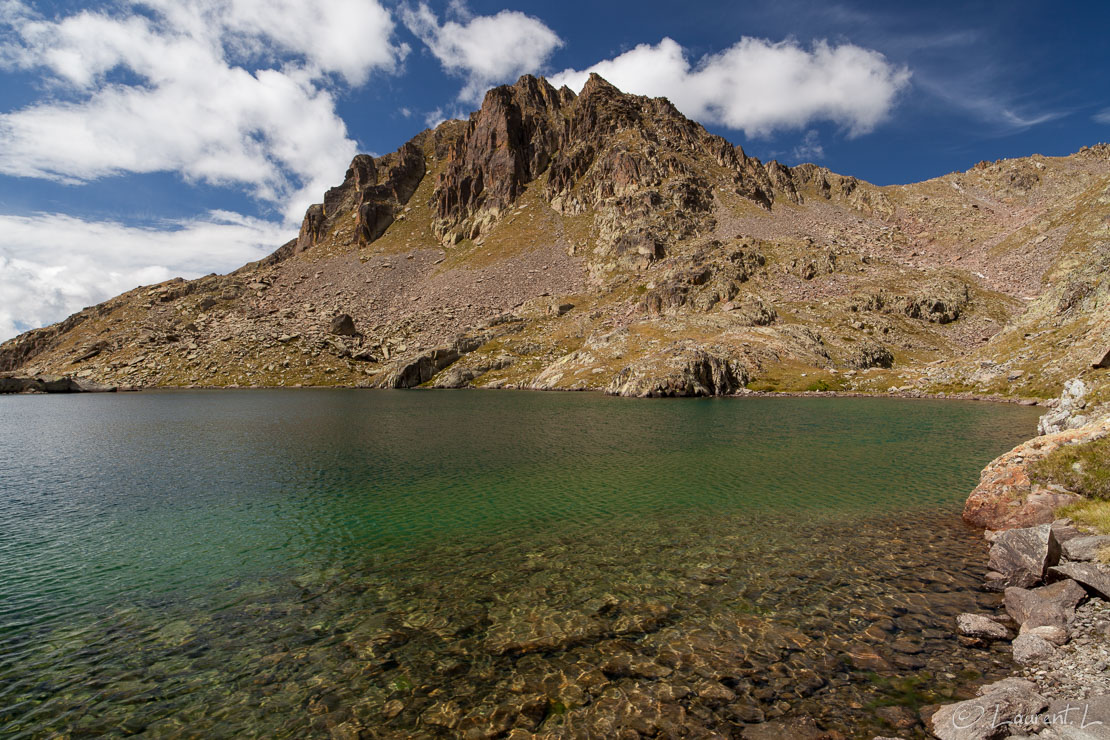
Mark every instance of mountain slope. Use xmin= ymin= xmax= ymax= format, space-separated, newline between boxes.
xmin=2 ymin=74 xmax=1109 ymax=399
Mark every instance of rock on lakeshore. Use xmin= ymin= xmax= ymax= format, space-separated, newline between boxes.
xmin=929 ymin=678 xmax=1047 ymax=740
xmin=963 ymin=417 xmax=1110 ymax=530
xmin=986 ymin=524 xmax=1062 ymax=590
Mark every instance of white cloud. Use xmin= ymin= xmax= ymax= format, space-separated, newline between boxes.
xmin=1095 ymin=107 xmax=1110 ymax=124
xmin=402 ymin=2 xmax=563 ymax=103
xmin=0 ymin=0 xmax=407 ymax=224
xmin=551 ymin=37 xmax=911 ymax=138
xmin=0 ymin=211 xmax=289 ymax=341
xmin=791 ymin=130 xmax=824 ymax=161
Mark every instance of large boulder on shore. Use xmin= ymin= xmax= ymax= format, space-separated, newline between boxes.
xmin=1004 ymin=579 xmax=1086 ymax=630
xmin=986 ymin=524 xmax=1062 ymax=590
xmin=962 ymin=417 xmax=1110 ymax=531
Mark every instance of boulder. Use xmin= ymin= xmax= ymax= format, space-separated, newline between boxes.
xmin=1062 ymin=535 xmax=1110 ymax=562
xmin=930 ymin=678 xmax=1047 ymax=740
xmin=0 ymin=376 xmax=42 ymax=393
xmin=1004 ymin=580 xmax=1086 ymax=629
xmin=1020 ymin=624 xmax=1069 ymax=646
xmin=1012 ymin=633 xmax=1057 ymax=664
xmin=987 ymin=524 xmax=1062 ymax=590
xmin=1048 ymin=563 xmax=1110 ymax=600
xmin=1054 ymin=518 xmax=1085 ymax=544
xmin=329 ymin=314 xmax=358 ymax=336
xmin=955 ymin=613 xmax=1010 ymax=641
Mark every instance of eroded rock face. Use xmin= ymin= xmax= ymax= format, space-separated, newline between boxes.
xmin=433 ymin=75 xmax=570 ymax=244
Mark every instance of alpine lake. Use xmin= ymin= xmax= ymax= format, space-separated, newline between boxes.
xmin=0 ymin=389 xmax=1042 ymax=738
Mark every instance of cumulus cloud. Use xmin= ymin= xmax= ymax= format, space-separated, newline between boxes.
xmin=402 ymin=2 xmax=562 ymax=103
xmin=0 ymin=0 xmax=407 ymax=223
xmin=551 ymin=37 xmax=911 ymax=138
xmin=0 ymin=211 xmax=289 ymax=341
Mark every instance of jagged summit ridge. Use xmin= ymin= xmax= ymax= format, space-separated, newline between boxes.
xmin=292 ymin=73 xmax=865 ymax=263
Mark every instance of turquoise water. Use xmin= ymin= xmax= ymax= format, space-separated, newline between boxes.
xmin=0 ymin=390 xmax=1039 ymax=737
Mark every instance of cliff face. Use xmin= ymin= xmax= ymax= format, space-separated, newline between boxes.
xmin=2 ymin=75 xmax=1109 ymax=399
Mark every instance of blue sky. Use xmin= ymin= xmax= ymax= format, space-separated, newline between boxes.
xmin=0 ymin=0 xmax=1108 ymax=340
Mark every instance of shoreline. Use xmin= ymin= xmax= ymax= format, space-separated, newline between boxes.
xmin=1 ymin=374 xmax=1047 ymax=407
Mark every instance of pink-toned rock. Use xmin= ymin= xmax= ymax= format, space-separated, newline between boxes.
xmin=962 ymin=417 xmax=1110 ymax=530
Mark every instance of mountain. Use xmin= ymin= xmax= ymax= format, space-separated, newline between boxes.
xmin=2 ymin=74 xmax=1109 ymax=400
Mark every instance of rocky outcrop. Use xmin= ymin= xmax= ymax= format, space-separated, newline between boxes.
xmin=433 ymin=75 xmax=570 ymax=244
xmin=294 ymin=141 xmax=427 ymax=253
xmin=1039 ymin=378 xmax=1092 ymax=435
xmin=962 ymin=418 xmax=1110 ymax=530
xmin=0 ymin=374 xmax=117 ymax=393
xmin=606 ymin=343 xmax=749 ymax=397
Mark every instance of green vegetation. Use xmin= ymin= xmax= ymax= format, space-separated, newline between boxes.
xmin=1030 ymin=437 xmax=1110 ymax=500
xmin=1057 ymin=499 xmax=1110 ymax=536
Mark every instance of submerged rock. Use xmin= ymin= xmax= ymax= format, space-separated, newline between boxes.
xmin=956 ymin=613 xmax=1010 ymax=641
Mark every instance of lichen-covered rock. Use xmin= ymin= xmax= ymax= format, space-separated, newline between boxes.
xmin=963 ymin=418 xmax=1110 ymax=530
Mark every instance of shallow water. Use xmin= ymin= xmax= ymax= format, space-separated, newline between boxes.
xmin=0 ymin=390 xmax=1039 ymax=737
